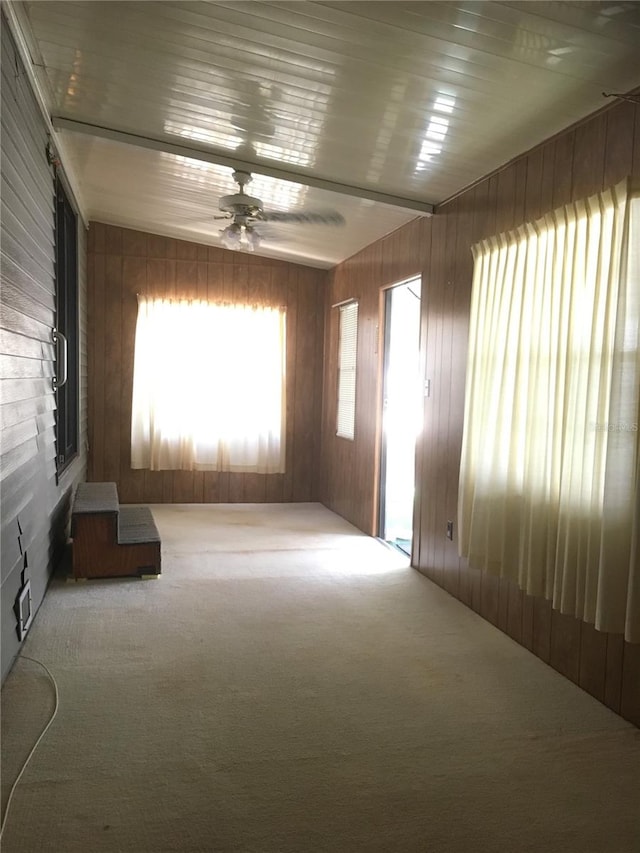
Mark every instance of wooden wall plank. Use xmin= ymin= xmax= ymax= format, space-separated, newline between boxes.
xmin=633 ymin=100 xmax=640 ymax=173
xmin=513 ymin=159 xmax=528 ymax=228
xmin=506 ymin=584 xmax=524 ymax=646
xmin=119 ymin=257 xmax=145 ymax=503
xmin=602 ymin=101 xmax=635 ymax=190
xmin=412 ymin=222 xmax=431 ymax=571
xmin=293 ymin=267 xmax=322 ymax=502
xmin=320 ymin=95 xmax=640 ymax=728
xmin=539 ymin=142 xmax=556 ymax=218
xmin=494 ymin=163 xmax=517 ymax=235
xmin=480 ymin=573 xmax=500 ymax=628
xmin=604 ymin=634 xmax=625 ymax=715
xmin=552 ymin=131 xmax=575 ymax=207
xmin=422 ymin=213 xmax=446 ymax=583
xmin=87 ymin=223 xmax=326 ymax=505
xmin=524 ymin=147 xmax=544 ymax=223
xmin=122 ymin=228 xmax=148 ymax=258
xmin=89 ymin=245 xmax=105 ymax=484
xmin=578 ymin=622 xmax=608 ymax=703
xmin=439 ymin=204 xmax=458 ymax=599
xmin=103 ymin=250 xmax=122 ymax=484
xmin=497 ymin=578 xmax=510 ymax=635
xmin=522 ymin=594 xmax=535 ymax=652
xmin=621 ymin=643 xmax=640 ymax=727
xmin=572 ymin=114 xmax=606 ymax=200
xmin=549 ymin=610 xmax=582 ymax=684
xmin=531 ymin=596 xmax=552 ymax=663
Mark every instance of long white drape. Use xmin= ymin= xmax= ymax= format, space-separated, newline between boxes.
xmin=458 ymin=182 xmax=640 ymax=642
xmin=131 ymin=298 xmax=286 ymax=473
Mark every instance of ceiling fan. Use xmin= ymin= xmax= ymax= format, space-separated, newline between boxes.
xmin=217 ymin=170 xmax=345 ymax=252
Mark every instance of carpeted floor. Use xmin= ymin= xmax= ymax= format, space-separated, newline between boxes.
xmin=2 ymin=503 xmax=639 ymax=853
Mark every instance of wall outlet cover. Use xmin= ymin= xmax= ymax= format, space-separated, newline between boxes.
xmin=15 ymin=580 xmax=33 ymax=641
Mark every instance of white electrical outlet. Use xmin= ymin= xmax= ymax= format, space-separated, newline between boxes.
xmin=16 ymin=580 xmax=33 ymax=640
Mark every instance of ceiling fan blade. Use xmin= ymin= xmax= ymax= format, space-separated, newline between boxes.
xmin=260 ymin=210 xmax=345 ymax=225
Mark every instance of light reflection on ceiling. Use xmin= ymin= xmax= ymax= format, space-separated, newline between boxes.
xmin=416 ymin=95 xmax=456 ymax=172
xmin=16 ymin=0 xmax=640 ymax=268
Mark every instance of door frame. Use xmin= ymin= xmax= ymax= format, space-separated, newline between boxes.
xmin=374 ymin=274 xmax=422 ymax=550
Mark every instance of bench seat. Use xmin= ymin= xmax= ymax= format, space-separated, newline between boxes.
xmin=71 ymin=482 xmax=161 ymax=580
xmin=118 ymin=506 xmax=161 ymax=545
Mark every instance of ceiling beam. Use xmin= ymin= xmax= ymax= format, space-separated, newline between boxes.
xmin=51 ymin=117 xmax=434 ymax=216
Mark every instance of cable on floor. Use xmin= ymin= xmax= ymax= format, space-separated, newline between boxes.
xmin=0 ymin=655 xmax=60 ymax=841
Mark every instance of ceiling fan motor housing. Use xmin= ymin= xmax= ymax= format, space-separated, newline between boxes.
xmin=219 ymin=171 xmax=264 ymax=219
xmin=218 ymin=168 xmax=345 ymax=231
xmin=219 ymin=192 xmax=264 ymax=217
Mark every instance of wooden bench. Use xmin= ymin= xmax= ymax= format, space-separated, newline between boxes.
xmin=70 ymin=482 xmax=161 ymax=579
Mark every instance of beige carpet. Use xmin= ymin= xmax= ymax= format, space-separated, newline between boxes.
xmin=2 ymin=503 xmax=639 ymax=853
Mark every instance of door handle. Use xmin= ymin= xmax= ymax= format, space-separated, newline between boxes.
xmin=52 ymin=328 xmax=67 ymax=390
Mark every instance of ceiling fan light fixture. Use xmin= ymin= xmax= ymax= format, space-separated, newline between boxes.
xmin=244 ymin=226 xmax=260 ymax=252
xmin=220 ymin=222 xmax=242 ymax=250
xmin=217 ymin=168 xmax=343 ymax=252
xmin=220 ymin=221 xmax=261 ymax=252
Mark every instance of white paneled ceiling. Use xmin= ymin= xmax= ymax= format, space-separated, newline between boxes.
xmin=9 ymin=1 xmax=640 ymax=267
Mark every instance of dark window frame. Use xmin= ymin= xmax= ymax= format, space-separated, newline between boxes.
xmin=54 ymin=175 xmax=79 ymax=473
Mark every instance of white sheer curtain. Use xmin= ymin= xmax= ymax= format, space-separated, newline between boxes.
xmin=131 ymin=298 xmax=286 ymax=473
xmin=458 ymin=181 xmax=640 ymax=642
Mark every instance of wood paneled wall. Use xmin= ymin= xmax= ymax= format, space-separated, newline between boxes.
xmin=1 ymin=18 xmax=87 ymax=681
xmin=87 ymin=223 xmax=326 ymax=504
xmin=320 ymin=99 xmax=640 ymax=727
xmin=320 ymin=218 xmax=428 ymax=533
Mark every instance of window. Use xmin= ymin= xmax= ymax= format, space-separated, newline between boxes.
xmin=336 ymin=301 xmax=358 ymax=440
xmin=131 ymin=298 xmax=286 ymax=473
xmin=458 ymin=181 xmax=640 ymax=642
xmin=54 ymin=176 xmax=79 ymax=472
